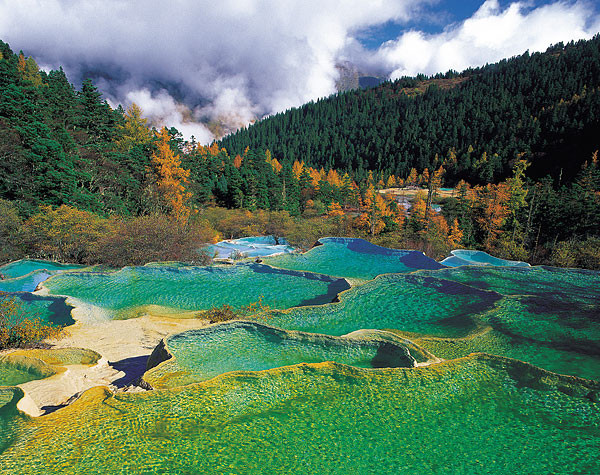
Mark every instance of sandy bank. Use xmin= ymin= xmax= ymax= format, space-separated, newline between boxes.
xmin=15 ymin=315 xmax=210 ymax=416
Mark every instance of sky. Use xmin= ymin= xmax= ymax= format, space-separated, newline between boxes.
xmin=0 ymin=0 xmax=599 ymax=143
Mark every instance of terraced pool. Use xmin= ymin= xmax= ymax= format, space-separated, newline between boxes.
xmin=42 ymin=263 xmax=350 ymax=320
xmin=0 ymin=240 xmax=598 ymax=474
xmin=265 ymin=237 xmax=445 ymax=280
xmin=1 ymin=356 xmax=598 ymax=474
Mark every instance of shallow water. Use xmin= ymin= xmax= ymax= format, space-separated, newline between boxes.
xmin=145 ymin=321 xmax=416 ymax=388
xmin=0 ymin=271 xmax=55 ymax=293
xmin=0 ymin=387 xmax=26 ymax=455
xmin=0 ymin=363 xmax=46 ymax=387
xmin=2 ymin=292 xmax=75 ymax=327
xmin=42 ymin=263 xmax=349 ymax=320
xmin=266 ymin=237 xmax=445 ymax=280
xmin=1 ymin=358 xmax=598 ymax=474
xmin=0 ymin=260 xmax=83 ymax=280
xmin=0 ymin=355 xmax=57 ymax=387
xmin=441 ymin=249 xmax=530 ymax=267
xmin=411 ymin=293 xmax=600 ymax=380
xmin=266 ymin=273 xmax=501 ymax=337
xmin=206 ymin=235 xmax=295 ymax=259
xmin=1 ymin=246 xmax=599 ymax=473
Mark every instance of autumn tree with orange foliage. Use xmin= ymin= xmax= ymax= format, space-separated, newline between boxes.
xmin=150 ymin=128 xmax=194 ymax=223
xmin=355 ymin=185 xmax=402 ymax=235
xmin=327 ymin=202 xmax=344 ymax=218
xmin=474 ymin=183 xmax=510 ymax=251
xmin=233 ymin=154 xmax=243 ymax=168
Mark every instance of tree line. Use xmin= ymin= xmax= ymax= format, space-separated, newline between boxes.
xmin=0 ymin=38 xmax=598 ymax=269
xmin=221 ymin=36 xmax=600 ymax=186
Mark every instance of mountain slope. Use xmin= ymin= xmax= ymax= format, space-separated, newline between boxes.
xmin=220 ymin=36 xmax=600 ymax=185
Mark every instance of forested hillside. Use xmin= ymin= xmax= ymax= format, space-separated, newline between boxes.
xmin=0 ymin=40 xmax=144 ymax=216
xmin=0 ymin=37 xmax=599 ymax=269
xmin=221 ymin=36 xmax=600 ymax=185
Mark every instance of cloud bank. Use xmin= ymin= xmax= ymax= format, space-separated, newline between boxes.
xmin=0 ymin=0 xmax=598 ymax=142
xmin=376 ymin=0 xmax=600 ymax=79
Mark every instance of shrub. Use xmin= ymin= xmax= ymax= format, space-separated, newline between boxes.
xmin=0 ymin=293 xmax=61 ymax=349
xmin=22 ymin=205 xmax=111 ymax=263
xmin=550 ymin=237 xmax=600 ymax=270
xmin=200 ymin=298 xmax=270 ymax=323
xmin=92 ymin=214 xmax=218 ymax=267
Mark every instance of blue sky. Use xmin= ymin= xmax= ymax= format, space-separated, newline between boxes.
xmin=1 ymin=0 xmax=598 ymax=142
xmin=358 ymin=1 xmax=571 ymax=49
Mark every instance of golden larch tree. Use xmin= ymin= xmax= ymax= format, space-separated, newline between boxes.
xmin=116 ymin=103 xmax=151 ymax=151
xmin=233 ymin=154 xmax=243 ymax=169
xmin=292 ymin=160 xmax=304 ymax=179
xmin=151 ymin=128 xmax=194 ymax=223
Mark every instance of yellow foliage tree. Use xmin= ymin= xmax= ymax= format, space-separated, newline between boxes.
xmin=0 ymin=293 xmax=61 ymax=349
xmin=17 ymin=52 xmax=42 ymax=87
xmin=265 ymin=151 xmax=282 ymax=173
xmin=22 ymin=205 xmax=110 ymax=262
xmin=326 ymin=169 xmax=342 ymax=187
xmin=116 ymin=103 xmax=151 ymax=151
xmin=327 ymin=201 xmax=344 ymax=218
xmin=475 ymin=183 xmax=510 ymax=250
xmin=308 ymin=168 xmax=322 ymax=188
xmin=355 ymin=185 xmax=397 ymax=235
xmin=292 ymin=160 xmax=304 ymax=179
xmin=151 ymin=128 xmax=194 ymax=223
xmin=408 ymin=192 xmax=428 ymax=233
xmin=425 ymin=165 xmax=445 ymax=226
xmin=448 ymin=218 xmax=463 ymax=248
xmin=406 ymin=168 xmax=418 ymax=186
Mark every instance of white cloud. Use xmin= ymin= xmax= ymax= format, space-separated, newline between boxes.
xmin=377 ymin=0 xmax=600 ymax=79
xmin=0 ymin=0 xmax=425 ymax=142
xmin=121 ymin=89 xmax=214 ymax=144
xmin=0 ymin=1 xmax=598 ymax=143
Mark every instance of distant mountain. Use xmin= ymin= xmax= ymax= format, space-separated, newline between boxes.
xmin=335 ymin=61 xmax=385 ymax=92
xmin=221 ymin=36 xmax=600 ymax=185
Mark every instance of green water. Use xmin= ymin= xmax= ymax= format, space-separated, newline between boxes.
xmin=7 ymin=293 xmax=75 ymax=327
xmin=400 ymin=265 xmax=600 ymax=379
xmin=265 ymin=237 xmax=444 ymax=280
xmin=420 ymin=265 xmax=600 ymax=301
xmin=43 ymin=263 xmax=349 ymax=320
xmin=1 ymin=357 xmax=598 ymax=474
xmin=0 ymin=355 xmax=57 ymax=387
xmin=0 ymin=271 xmax=56 ymax=293
xmin=0 ymin=387 xmax=26 ymax=455
xmin=0 ymin=362 xmax=46 ymax=387
xmin=266 ymin=273 xmax=501 ymax=337
xmin=1 ymin=249 xmax=599 ymax=473
xmin=145 ymin=321 xmax=416 ymax=388
xmin=0 ymin=260 xmax=83 ymax=280
xmin=411 ymin=294 xmax=600 ymax=380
